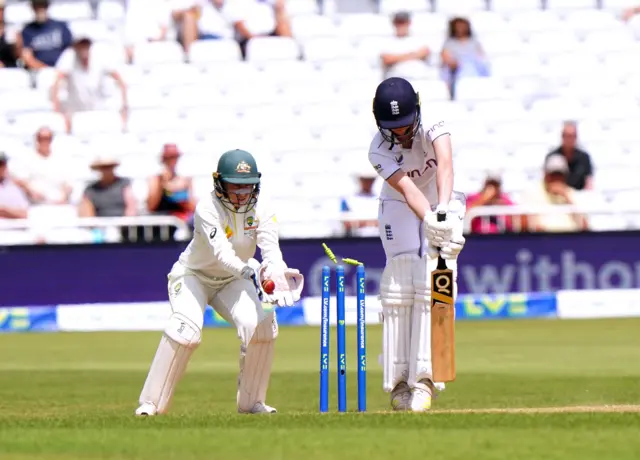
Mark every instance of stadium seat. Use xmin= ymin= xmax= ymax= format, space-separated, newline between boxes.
xmin=257 ymin=60 xmax=322 ymax=86
xmin=0 ymin=68 xmax=31 ymax=92
xmin=246 ymin=37 xmax=301 ymax=62
xmin=145 ymin=63 xmax=207 ymax=89
xmin=3 ymin=2 xmax=34 ymax=24
xmin=469 ymin=10 xmax=510 ymax=34
xmin=11 ymin=112 xmax=67 ymax=136
xmin=563 ymin=9 xmax=619 ymax=34
xmin=413 ymin=79 xmax=451 ymax=103
xmin=285 ymin=0 xmax=320 ymax=16
xmin=479 ymin=31 xmax=527 ymax=56
xmin=321 ymin=59 xmax=382 ymax=83
xmin=302 ymin=38 xmax=357 ymax=62
xmin=48 ymin=1 xmax=93 ymax=21
xmin=506 ymin=10 xmax=563 ymax=36
xmin=427 ymin=101 xmax=472 ymax=124
xmin=134 ymin=42 xmax=185 ymax=66
xmin=471 ymin=100 xmax=527 ymax=125
xmin=545 ymin=0 xmax=598 ymax=12
xmin=182 ymin=107 xmax=243 ymax=132
xmin=527 ymin=98 xmax=585 ymax=126
xmin=240 ymin=105 xmax=301 ymax=131
xmin=336 ymin=13 xmax=394 ymax=38
xmin=333 ymin=79 xmax=382 ymax=108
xmin=188 ymin=39 xmax=242 ymax=64
xmin=527 ymin=30 xmax=582 ymax=54
xmin=72 ymin=110 xmax=123 ymax=136
xmin=291 ymin=15 xmax=338 ymax=40
xmin=68 ymin=20 xmax=113 ymax=43
xmin=378 ymin=0 xmax=432 ymax=15
xmin=581 ymin=29 xmax=635 ymax=54
xmin=434 ymin=0 xmax=488 ymax=15
xmin=542 ymin=52 xmax=600 ymax=77
xmin=1 ymin=89 xmax=51 ymax=116
xmin=126 ymin=109 xmax=183 ymax=136
xmin=34 ymin=67 xmax=59 ymax=93
xmin=409 ymin=12 xmax=447 ymax=37
xmin=455 ymin=77 xmax=510 ymax=106
xmin=601 ymin=0 xmax=638 ymax=11
xmin=97 ymin=0 xmax=126 ymax=21
xmin=164 ymin=84 xmax=226 ymax=109
xmin=490 ymin=0 xmax=543 ymax=14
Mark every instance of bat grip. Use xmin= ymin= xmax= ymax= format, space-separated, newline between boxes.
xmin=436 ymin=211 xmax=448 ymax=269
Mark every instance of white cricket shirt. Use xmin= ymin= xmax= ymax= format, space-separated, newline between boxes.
xmin=368 ymin=119 xmax=450 ymax=201
xmin=177 ymin=193 xmax=284 ymax=280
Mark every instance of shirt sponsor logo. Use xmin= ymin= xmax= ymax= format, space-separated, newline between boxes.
xmin=406 ymin=159 xmax=437 ymax=178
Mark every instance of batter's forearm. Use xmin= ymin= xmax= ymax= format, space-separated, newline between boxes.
xmin=436 ymin=167 xmax=453 ymax=207
xmin=404 ymin=186 xmax=431 ymax=221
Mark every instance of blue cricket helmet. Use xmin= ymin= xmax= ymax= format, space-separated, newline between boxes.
xmin=372 ymin=77 xmax=421 ymax=144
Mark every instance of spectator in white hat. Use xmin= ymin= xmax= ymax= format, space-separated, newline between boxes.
xmin=521 ymin=154 xmax=588 ymax=232
xmin=340 ymin=166 xmax=380 ymax=237
xmin=51 ymin=33 xmax=128 ymax=133
xmin=78 ymin=155 xmax=136 ymax=218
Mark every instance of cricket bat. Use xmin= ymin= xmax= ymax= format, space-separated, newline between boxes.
xmin=431 ymin=211 xmax=456 ymax=382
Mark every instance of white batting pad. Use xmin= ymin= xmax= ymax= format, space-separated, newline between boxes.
xmin=138 ymin=312 xmax=201 ymax=414
xmin=237 ymin=310 xmax=278 ymax=411
xmin=408 ymin=255 xmax=437 ymax=387
xmin=380 ymin=254 xmax=418 ymax=392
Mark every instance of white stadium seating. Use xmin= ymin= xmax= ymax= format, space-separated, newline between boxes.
xmin=2 ymin=0 xmax=640 ymax=237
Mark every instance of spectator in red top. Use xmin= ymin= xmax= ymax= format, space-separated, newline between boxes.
xmin=466 ymin=171 xmax=516 ymax=234
xmin=146 ymin=144 xmax=196 ymax=222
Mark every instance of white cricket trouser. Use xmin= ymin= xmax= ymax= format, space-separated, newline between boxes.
xmin=167 ymin=265 xmax=266 ymax=346
xmin=138 ymin=262 xmax=276 ymax=413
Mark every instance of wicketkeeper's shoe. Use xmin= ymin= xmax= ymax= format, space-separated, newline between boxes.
xmin=238 ymin=402 xmax=277 ymax=414
xmin=135 ymin=402 xmax=158 ymax=416
xmin=390 ymin=381 xmax=411 ymax=411
xmin=409 ymin=379 xmax=435 ymax=412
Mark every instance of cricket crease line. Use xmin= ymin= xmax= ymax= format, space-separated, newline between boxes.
xmin=427 ymin=404 xmax=640 ymax=414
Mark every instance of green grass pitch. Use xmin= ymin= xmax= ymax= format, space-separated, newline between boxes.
xmin=1 ymin=318 xmax=640 ymax=459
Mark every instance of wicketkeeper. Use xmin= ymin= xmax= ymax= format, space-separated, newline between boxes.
xmin=136 ymin=149 xmax=304 ymax=416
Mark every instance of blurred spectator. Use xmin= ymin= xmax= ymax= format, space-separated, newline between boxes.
xmin=441 ymin=17 xmax=490 ymax=97
xmin=0 ymin=0 xmax=19 ymax=68
xmin=20 ymin=0 xmax=72 ymax=69
xmin=51 ymin=35 xmax=128 ymax=133
xmin=380 ymin=11 xmax=431 ymax=80
xmin=546 ymin=121 xmax=593 ymax=191
xmin=521 ymin=154 xmax=588 ymax=232
xmin=225 ymin=0 xmax=292 ymax=57
xmin=79 ymin=155 xmax=136 ymax=218
xmin=125 ymin=0 xmax=200 ymax=62
xmin=623 ymin=6 xmax=640 ymax=21
xmin=13 ymin=127 xmax=71 ymax=205
xmin=124 ymin=0 xmax=171 ymax=63
xmin=147 ymin=144 xmax=196 ymax=222
xmin=466 ymin=170 xmax=517 ymax=234
xmin=0 ymin=152 xmax=29 ymax=219
xmin=340 ymin=167 xmax=379 ymax=237
xmin=195 ymin=0 xmax=233 ymax=40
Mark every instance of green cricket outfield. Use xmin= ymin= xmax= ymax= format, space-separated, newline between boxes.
xmin=1 ymin=318 xmax=639 ymax=459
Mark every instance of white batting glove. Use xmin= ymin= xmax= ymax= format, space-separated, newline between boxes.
xmin=439 ymin=195 xmax=466 ymax=260
xmin=423 ymin=204 xmax=453 ymax=248
xmin=440 ymin=235 xmax=465 ymax=260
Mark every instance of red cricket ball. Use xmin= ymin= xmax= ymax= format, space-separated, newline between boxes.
xmin=262 ymin=279 xmax=276 ymax=294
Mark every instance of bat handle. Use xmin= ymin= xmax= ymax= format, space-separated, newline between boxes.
xmin=436 ymin=211 xmax=448 ymax=270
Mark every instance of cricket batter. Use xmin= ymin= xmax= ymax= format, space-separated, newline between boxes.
xmin=136 ymin=149 xmax=304 ymax=416
xmin=368 ymin=77 xmax=466 ymax=412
